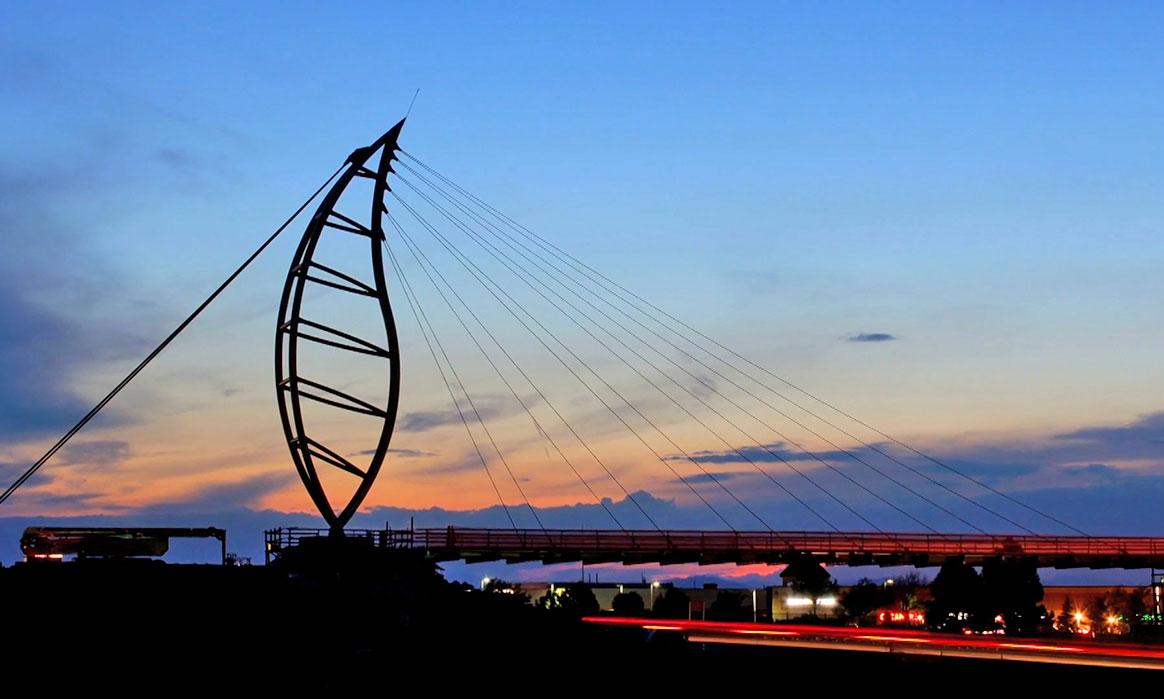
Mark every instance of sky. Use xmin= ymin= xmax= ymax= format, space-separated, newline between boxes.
xmin=1 ymin=3 xmax=1163 ymax=578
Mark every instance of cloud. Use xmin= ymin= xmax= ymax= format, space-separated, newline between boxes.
xmin=1060 ymin=463 xmax=1122 ymax=482
xmin=0 ymin=166 xmax=145 ymax=440
xmin=389 ymin=448 xmax=437 ymax=458
xmin=931 ymin=411 xmax=1164 ymax=484
xmin=138 ymin=471 xmax=298 ymax=515
xmin=6 ymin=474 xmax=1164 ymax=574
xmin=351 ymin=447 xmax=437 ymax=458
xmin=669 ymin=442 xmax=853 ymax=465
xmin=0 ymin=461 xmax=53 ymax=489
xmin=399 ymin=396 xmax=528 ymax=432
xmin=674 ymin=411 xmax=1164 ymax=489
xmin=412 ymin=455 xmax=492 ymax=477
xmin=57 ymin=440 xmax=131 ymax=469
xmin=667 ymin=470 xmax=753 ymax=485
xmin=1052 ymin=412 xmax=1164 ymax=461
xmin=19 ymin=491 xmax=130 ymax=511
xmin=0 ymin=274 xmax=101 ymax=436
xmin=157 ymin=147 xmax=196 ymax=171
xmin=680 ymin=372 xmax=719 ymax=401
xmin=0 ymin=52 xmax=247 ymax=447
xmin=848 ymin=332 xmax=897 ymax=343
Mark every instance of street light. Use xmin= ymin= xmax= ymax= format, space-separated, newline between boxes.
xmin=650 ymin=580 xmax=661 ymax=608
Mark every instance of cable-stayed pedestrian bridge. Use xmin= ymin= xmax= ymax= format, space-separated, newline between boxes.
xmin=3 ymin=116 xmax=1153 ymax=573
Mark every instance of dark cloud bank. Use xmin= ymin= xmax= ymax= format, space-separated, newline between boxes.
xmin=5 ymin=465 xmax=1164 ymax=586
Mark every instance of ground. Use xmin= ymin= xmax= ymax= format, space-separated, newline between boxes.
xmin=0 ymin=543 xmax=1152 ymax=690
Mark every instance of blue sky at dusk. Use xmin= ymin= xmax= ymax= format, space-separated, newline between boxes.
xmin=1 ymin=3 xmax=1163 ymax=576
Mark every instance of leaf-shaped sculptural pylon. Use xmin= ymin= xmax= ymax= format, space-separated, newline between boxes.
xmin=275 ymin=119 xmax=405 ymax=534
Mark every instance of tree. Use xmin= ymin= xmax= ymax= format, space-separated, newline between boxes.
xmin=652 ymin=587 xmax=690 ymax=619
xmin=483 ymin=578 xmax=529 ymax=604
xmin=537 ymin=582 xmax=599 ymax=617
xmin=1105 ymin=588 xmax=1148 ymax=636
xmin=781 ymin=557 xmax=837 ymax=617
xmin=1082 ymin=595 xmax=1107 ymax=636
xmin=612 ymin=591 xmax=646 ymax=616
xmin=708 ymin=590 xmax=751 ymax=621
xmin=1055 ymin=595 xmax=1085 ymax=635
xmin=841 ymin=578 xmax=889 ymax=625
xmin=981 ymin=557 xmax=1046 ymax=635
xmin=887 ymin=572 xmax=930 ymax=613
xmin=1080 ymin=588 xmax=1148 ymax=637
xmin=928 ymin=559 xmax=983 ymax=632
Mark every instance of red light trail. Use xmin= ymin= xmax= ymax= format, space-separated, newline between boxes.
xmin=583 ymin=617 xmax=1164 ymax=670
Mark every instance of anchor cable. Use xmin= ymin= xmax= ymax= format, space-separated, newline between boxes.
xmin=0 ymin=163 xmax=347 ymax=507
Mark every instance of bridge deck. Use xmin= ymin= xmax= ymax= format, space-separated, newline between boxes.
xmin=265 ymin=526 xmax=1164 ymax=569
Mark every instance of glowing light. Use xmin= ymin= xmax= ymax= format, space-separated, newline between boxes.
xmin=817 ymin=596 xmax=838 ymax=607
xmin=786 ymin=597 xmax=814 ymax=607
xmin=1001 ymin=643 xmax=1084 ymax=653
xmin=734 ymin=629 xmax=798 ymax=637
xmin=643 ymin=625 xmax=683 ymax=631
xmin=857 ymin=635 xmax=930 ymax=644
xmin=480 ymin=576 xmax=491 ymax=590
xmin=879 ymin=609 xmax=925 ymax=626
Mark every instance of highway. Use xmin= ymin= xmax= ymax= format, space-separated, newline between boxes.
xmin=584 ymin=616 xmax=1164 ymax=671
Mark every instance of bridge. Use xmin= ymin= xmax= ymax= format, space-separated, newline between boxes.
xmin=1 ymin=116 xmax=1151 ymax=575
xmin=264 ymin=526 xmax=1164 ymax=569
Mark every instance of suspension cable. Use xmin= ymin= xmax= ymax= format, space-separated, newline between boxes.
xmin=396 ymin=163 xmax=1024 ymax=535
xmin=399 ymin=150 xmax=1087 ymax=537
xmin=395 ymin=175 xmax=848 ymax=533
xmin=387 ymin=216 xmax=645 ymax=531
xmin=396 ymin=176 xmax=966 ymax=535
xmin=385 ymin=243 xmax=519 ymax=529
xmin=391 ymin=193 xmax=743 ymax=531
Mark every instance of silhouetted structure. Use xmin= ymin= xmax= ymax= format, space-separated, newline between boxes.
xmin=266 ymin=526 xmax=1164 ymax=569
xmin=21 ymin=526 xmax=226 ymax=563
xmin=276 ymin=120 xmax=406 ymax=534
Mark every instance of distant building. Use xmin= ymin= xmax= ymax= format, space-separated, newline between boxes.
xmin=506 ymin=580 xmax=1159 ymax=630
xmin=516 ymin=580 xmax=841 ymax=620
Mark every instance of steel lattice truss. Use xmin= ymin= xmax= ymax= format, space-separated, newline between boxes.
xmin=275 ymin=119 xmax=406 ymax=531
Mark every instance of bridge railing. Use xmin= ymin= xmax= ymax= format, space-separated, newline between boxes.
xmin=407 ymin=527 xmax=1164 ymax=560
xmin=263 ymin=526 xmax=414 ymax=563
xmin=262 ymin=526 xmax=1164 ymax=565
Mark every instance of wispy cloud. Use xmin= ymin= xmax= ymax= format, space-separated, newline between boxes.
xmin=848 ymin=332 xmax=897 ymax=343
xmin=351 ymin=447 xmax=438 ymax=458
xmin=138 ymin=471 xmax=298 ymax=515
xmin=670 ymin=412 xmax=1164 ymax=493
xmin=399 ymin=396 xmax=532 ymax=432
xmin=57 ymin=440 xmax=131 ymax=469
xmin=668 ymin=442 xmax=852 ymax=465
xmin=667 ymin=470 xmax=754 ymax=485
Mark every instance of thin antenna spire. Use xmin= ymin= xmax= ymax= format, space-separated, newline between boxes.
xmin=406 ymin=89 xmax=420 ymax=118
